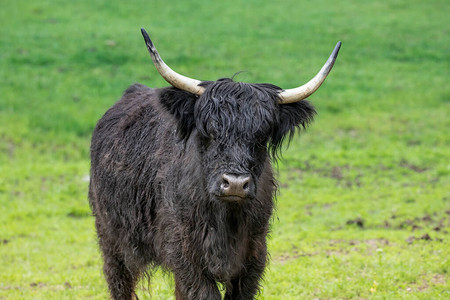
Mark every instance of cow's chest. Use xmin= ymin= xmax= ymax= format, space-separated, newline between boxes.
xmin=201 ymin=225 xmax=250 ymax=281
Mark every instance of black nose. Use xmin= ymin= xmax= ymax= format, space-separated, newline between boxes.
xmin=220 ymin=173 xmax=252 ymax=199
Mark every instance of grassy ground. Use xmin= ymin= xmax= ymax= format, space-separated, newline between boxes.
xmin=0 ymin=0 xmax=448 ymax=298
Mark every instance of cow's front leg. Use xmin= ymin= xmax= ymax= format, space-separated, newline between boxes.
xmin=224 ymin=253 xmax=267 ymax=300
xmin=174 ymin=273 xmax=221 ymax=300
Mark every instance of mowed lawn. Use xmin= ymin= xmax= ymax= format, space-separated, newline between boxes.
xmin=0 ymin=0 xmax=448 ymax=299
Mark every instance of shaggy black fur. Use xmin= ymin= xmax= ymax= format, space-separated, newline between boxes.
xmin=89 ymin=78 xmax=316 ymax=300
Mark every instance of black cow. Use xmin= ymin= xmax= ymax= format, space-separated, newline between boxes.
xmin=89 ymin=28 xmax=340 ymax=300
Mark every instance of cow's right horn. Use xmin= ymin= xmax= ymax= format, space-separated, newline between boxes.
xmin=278 ymin=41 xmax=341 ymax=104
xmin=141 ymin=28 xmax=205 ymax=96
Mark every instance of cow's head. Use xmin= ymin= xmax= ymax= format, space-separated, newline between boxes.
xmin=142 ymin=29 xmax=340 ymax=202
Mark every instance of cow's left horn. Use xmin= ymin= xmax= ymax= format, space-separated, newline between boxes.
xmin=141 ymin=28 xmax=205 ymax=96
xmin=278 ymin=41 xmax=341 ymax=104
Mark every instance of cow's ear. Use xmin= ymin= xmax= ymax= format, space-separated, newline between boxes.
xmin=159 ymin=87 xmax=197 ymax=140
xmin=270 ymin=100 xmax=316 ymax=156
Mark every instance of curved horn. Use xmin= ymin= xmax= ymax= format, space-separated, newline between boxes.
xmin=141 ymin=28 xmax=205 ymax=95
xmin=278 ymin=41 xmax=341 ymax=104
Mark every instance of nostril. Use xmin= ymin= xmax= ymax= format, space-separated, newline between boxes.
xmin=222 ymin=178 xmax=230 ymax=189
xmin=243 ymin=181 xmax=249 ymax=190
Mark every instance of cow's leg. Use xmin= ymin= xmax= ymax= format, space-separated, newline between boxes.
xmin=96 ymin=221 xmax=141 ymax=300
xmin=224 ymin=255 xmax=267 ymax=300
xmin=100 ymin=242 xmax=141 ymax=300
xmin=174 ymin=273 xmax=221 ymax=300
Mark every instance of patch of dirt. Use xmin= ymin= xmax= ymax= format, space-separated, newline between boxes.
xmin=422 ymin=215 xmax=432 ymax=222
xmin=329 ymin=238 xmax=390 ymax=255
xmin=406 ymin=233 xmax=434 ymax=244
xmin=329 ymin=165 xmax=363 ymax=188
xmin=399 ymin=159 xmax=428 ymax=173
xmin=302 ymin=202 xmax=336 ymax=216
xmin=404 ymin=274 xmax=447 ymax=292
xmin=346 ymin=217 xmax=364 ymax=228
xmin=430 ymin=274 xmax=447 ymax=285
xmin=66 ymin=211 xmax=90 ymax=218
xmin=351 ymin=238 xmax=388 ymax=247
xmin=276 ymin=238 xmax=392 ymax=262
xmin=30 ymin=282 xmax=46 ymax=288
xmin=432 ymin=226 xmax=442 ymax=232
xmin=389 ymin=213 xmax=449 ymax=234
xmin=363 ymin=238 xmax=390 ymax=248
xmin=330 ymin=166 xmax=343 ymax=180
xmin=326 ymin=249 xmax=349 ymax=256
xmin=29 ymin=282 xmax=74 ymax=291
xmin=304 ymin=203 xmax=316 ymax=216
xmin=0 ymin=135 xmax=16 ymax=158
xmin=275 ymin=251 xmax=319 ymax=263
xmin=411 ymin=224 xmax=423 ymax=231
xmin=407 ymin=140 xmax=421 ymax=146
xmin=275 ymin=244 xmax=321 ymax=263
xmin=322 ymin=202 xmax=336 ymax=210
xmin=0 ymin=285 xmax=21 ymax=291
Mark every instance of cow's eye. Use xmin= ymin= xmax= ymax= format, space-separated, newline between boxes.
xmin=199 ymin=134 xmax=213 ymax=149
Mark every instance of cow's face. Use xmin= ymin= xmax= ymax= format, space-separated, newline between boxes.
xmin=161 ymin=79 xmax=316 ymax=202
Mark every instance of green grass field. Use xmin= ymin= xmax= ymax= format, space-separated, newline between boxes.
xmin=1 ymin=0 xmax=448 ymax=298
